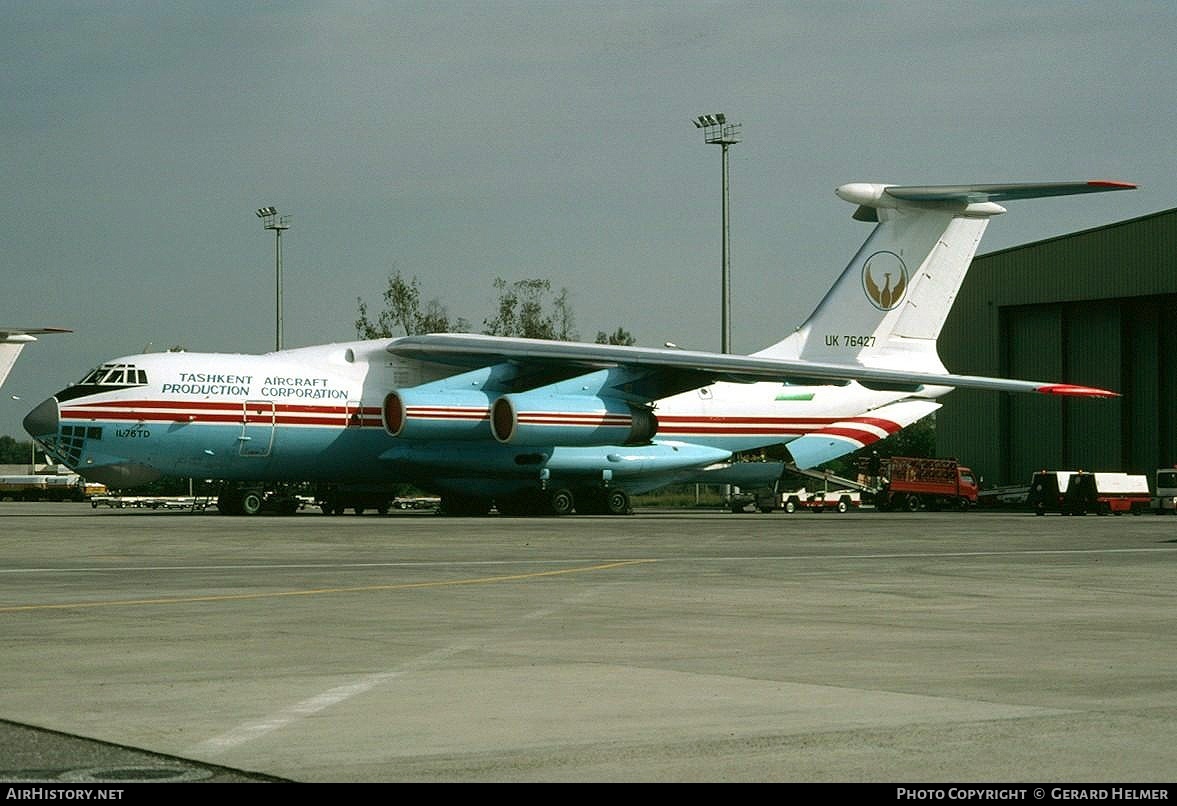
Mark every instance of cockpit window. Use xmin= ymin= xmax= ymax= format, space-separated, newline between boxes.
xmin=76 ymin=363 xmax=148 ymax=387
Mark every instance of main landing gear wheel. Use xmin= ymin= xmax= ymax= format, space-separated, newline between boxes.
xmin=550 ymin=488 xmax=576 ymax=516
xmin=240 ymin=491 xmax=263 ymax=516
xmin=605 ymin=488 xmax=630 ymax=515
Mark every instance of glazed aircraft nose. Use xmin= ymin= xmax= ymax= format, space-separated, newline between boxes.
xmin=23 ymin=397 xmax=59 ymax=439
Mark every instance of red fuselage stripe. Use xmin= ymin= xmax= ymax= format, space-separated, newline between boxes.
xmin=67 ymin=399 xmax=382 ymax=416
xmin=815 ymin=427 xmax=883 ymax=444
xmin=60 ymin=399 xmax=901 ymax=438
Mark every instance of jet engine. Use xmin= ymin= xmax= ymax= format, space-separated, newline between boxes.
xmin=382 ymin=389 xmax=493 ymax=440
xmin=490 ymin=393 xmax=657 ymax=447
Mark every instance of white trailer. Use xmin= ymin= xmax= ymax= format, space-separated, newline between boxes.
xmin=1029 ymin=470 xmax=1151 ymax=515
xmin=0 ymin=473 xmax=106 ymax=502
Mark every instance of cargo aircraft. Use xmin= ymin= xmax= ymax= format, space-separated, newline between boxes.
xmin=1 ymin=327 xmax=71 ymax=389
xmin=24 ymin=180 xmax=1134 ymax=515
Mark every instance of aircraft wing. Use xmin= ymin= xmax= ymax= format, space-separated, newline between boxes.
xmin=386 ymin=333 xmax=1116 ymax=399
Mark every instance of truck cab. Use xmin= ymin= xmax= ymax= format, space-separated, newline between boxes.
xmin=1154 ymin=468 xmax=1177 ymax=514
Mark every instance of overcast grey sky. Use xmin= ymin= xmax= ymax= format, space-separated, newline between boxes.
xmin=3 ymin=1 xmax=1174 ymax=437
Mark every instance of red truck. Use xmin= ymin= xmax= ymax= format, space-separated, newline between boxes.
xmin=864 ymin=456 xmax=978 ymax=512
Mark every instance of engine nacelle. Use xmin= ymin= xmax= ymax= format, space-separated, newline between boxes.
xmin=383 ymin=389 xmax=492 ymax=440
xmin=490 ymin=393 xmax=657 ymax=446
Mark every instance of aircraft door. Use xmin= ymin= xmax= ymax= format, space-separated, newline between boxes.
xmin=239 ymin=400 xmax=276 ymax=457
xmin=346 ymin=400 xmax=363 ymax=428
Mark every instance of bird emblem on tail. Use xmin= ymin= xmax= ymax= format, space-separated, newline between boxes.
xmin=862 ymin=251 xmax=908 ymax=311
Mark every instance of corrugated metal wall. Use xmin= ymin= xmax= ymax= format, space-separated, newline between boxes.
xmin=938 ymin=208 xmax=1177 ymax=486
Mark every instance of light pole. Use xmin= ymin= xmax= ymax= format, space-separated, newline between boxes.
xmin=256 ymin=206 xmax=292 ymax=351
xmin=692 ymin=113 xmax=741 ymax=354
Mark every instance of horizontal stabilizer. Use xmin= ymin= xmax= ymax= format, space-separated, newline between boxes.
xmin=838 ymin=180 xmax=1137 ymax=214
xmin=884 ymin=180 xmax=1138 ymax=204
xmin=1 ymin=326 xmax=72 ymax=343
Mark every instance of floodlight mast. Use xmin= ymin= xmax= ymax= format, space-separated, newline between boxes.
xmin=692 ymin=113 xmax=741 ymax=354
xmin=256 ymin=206 xmax=292 ymax=351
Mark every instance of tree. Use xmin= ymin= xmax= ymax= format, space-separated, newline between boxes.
xmin=810 ymin=413 xmax=937 ymax=480
xmin=595 ymin=327 xmax=636 ymax=346
xmin=876 ymin=413 xmax=936 ymax=459
xmin=482 ymin=277 xmax=577 ymax=340
xmin=358 ymin=271 xmax=633 ymax=345
xmin=355 ymin=271 xmax=468 ymax=338
xmin=0 ymin=435 xmax=34 ymax=464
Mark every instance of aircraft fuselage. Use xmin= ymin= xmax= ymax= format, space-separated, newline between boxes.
xmin=24 ymin=340 xmax=924 ymax=498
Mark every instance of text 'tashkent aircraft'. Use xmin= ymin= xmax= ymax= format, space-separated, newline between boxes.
xmin=24 ymin=180 xmax=1134 ymax=515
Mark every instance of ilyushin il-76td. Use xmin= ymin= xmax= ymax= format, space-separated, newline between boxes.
xmin=24 ymin=180 xmax=1134 ymax=515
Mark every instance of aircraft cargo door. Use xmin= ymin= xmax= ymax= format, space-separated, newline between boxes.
xmin=239 ymin=400 xmax=275 ymax=457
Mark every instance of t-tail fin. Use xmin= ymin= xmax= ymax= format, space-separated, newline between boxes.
xmin=0 ymin=327 xmax=71 ymax=388
xmin=0 ymin=342 xmax=30 ymax=388
xmin=755 ymin=181 xmax=1136 ymax=374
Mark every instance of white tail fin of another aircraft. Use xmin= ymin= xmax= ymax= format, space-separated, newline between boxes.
xmin=754 ymin=181 xmax=1136 ymax=375
xmin=0 ymin=328 xmax=71 ymax=388
xmin=0 ymin=342 xmax=30 ymax=388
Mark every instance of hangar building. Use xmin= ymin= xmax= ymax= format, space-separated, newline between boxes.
xmin=937 ymin=207 xmax=1177 ymax=486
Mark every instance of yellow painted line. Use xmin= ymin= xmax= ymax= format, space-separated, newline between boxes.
xmin=0 ymin=559 xmax=656 ymax=614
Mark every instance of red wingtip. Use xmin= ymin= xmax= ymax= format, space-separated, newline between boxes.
xmin=1038 ymin=384 xmax=1120 ymax=398
xmin=1088 ymin=180 xmax=1137 ymax=190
